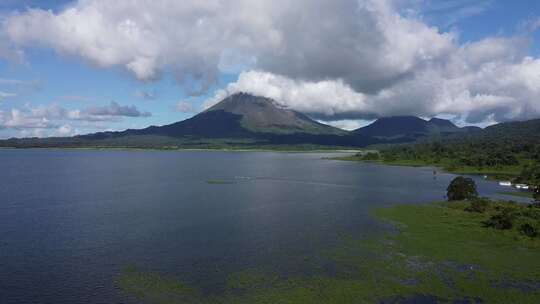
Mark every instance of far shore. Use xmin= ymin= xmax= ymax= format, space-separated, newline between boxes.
xmin=0 ymin=146 xmax=364 ymax=154
xmin=331 ymin=153 xmax=525 ymax=180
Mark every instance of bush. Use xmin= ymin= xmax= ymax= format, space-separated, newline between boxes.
xmin=362 ymin=152 xmax=380 ymax=161
xmin=447 ymin=176 xmax=478 ymax=201
xmin=519 ymin=222 xmax=538 ymax=238
xmin=484 ymin=207 xmax=515 ymax=230
xmin=465 ymin=198 xmax=490 ymax=213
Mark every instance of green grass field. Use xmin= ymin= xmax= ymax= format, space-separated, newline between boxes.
xmin=118 ymin=201 xmax=540 ymax=303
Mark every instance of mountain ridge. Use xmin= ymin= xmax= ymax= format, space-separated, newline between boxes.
xmin=353 ymin=115 xmax=475 ymax=139
xmin=1 ymin=92 xmax=539 ymax=149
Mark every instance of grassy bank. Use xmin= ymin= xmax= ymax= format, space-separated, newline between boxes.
xmin=118 ymin=200 xmax=540 ymax=303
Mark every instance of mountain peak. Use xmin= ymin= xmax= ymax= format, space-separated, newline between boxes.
xmin=203 ymin=93 xmax=344 ymax=135
xmin=353 ymin=116 xmax=429 ymax=137
xmin=353 ymin=115 xmax=474 ymax=139
xmin=429 ymin=117 xmax=458 ymax=129
xmin=206 ymin=92 xmax=279 ymax=114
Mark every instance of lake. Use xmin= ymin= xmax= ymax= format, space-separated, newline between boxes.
xmin=0 ymin=149 xmax=520 ymax=303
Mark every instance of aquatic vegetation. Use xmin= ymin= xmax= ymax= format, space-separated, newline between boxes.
xmin=118 ymin=201 xmax=540 ymax=303
xmin=206 ymin=179 xmax=236 ymax=185
xmin=118 ymin=266 xmax=201 ymax=303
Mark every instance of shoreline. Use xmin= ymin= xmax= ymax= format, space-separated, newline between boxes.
xmin=0 ymin=146 xmax=364 ymax=154
xmin=331 ymin=154 xmax=523 ymax=179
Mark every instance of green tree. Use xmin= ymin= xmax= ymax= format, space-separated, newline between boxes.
xmin=362 ymin=152 xmax=380 ymax=161
xmin=517 ymin=164 xmax=540 ymax=203
xmin=447 ymin=176 xmax=478 ymax=201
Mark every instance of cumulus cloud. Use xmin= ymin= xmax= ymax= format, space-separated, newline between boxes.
xmin=2 ymin=0 xmax=452 ymax=91
xmin=203 ymin=71 xmax=372 ymax=119
xmin=0 ymin=102 xmax=151 ymax=135
xmin=73 ymin=101 xmax=151 ymax=120
xmin=203 ymin=36 xmax=540 ymax=123
xmin=2 ymin=0 xmax=280 ymax=86
xmin=0 ymin=108 xmax=55 ymax=129
xmin=2 ymin=0 xmax=540 ymax=123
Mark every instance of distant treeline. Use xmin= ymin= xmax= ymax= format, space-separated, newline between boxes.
xmin=376 ymin=119 xmax=540 ymax=199
xmin=381 ymin=140 xmax=539 ymax=169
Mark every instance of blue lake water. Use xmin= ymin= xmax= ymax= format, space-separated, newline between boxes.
xmin=0 ymin=149 xmax=523 ymax=303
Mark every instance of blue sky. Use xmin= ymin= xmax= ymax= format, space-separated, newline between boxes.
xmin=1 ymin=0 xmax=540 ymax=138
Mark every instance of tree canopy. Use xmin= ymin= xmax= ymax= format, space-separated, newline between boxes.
xmin=447 ymin=177 xmax=478 ymax=201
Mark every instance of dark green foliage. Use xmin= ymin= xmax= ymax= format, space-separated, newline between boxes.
xmin=481 ymin=202 xmax=540 ymax=238
xmin=519 ymin=222 xmax=538 ymax=238
xmin=465 ymin=197 xmax=489 ymax=213
xmin=382 ymin=153 xmax=397 ymax=162
xmin=361 ymin=152 xmax=380 ymax=161
xmin=378 ymin=119 xmax=540 ymax=176
xmin=516 ymin=164 xmax=540 ymax=202
xmin=532 ymin=145 xmax=540 ymax=162
xmin=382 ymin=141 xmax=528 ymax=170
xmin=516 ymin=164 xmax=540 ymax=184
xmin=447 ymin=177 xmax=478 ymax=201
xmin=484 ymin=207 xmax=516 ymax=230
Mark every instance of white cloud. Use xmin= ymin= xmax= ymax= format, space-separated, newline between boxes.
xmin=0 ymin=31 xmax=24 ymax=62
xmin=54 ymin=124 xmax=76 ymax=136
xmin=407 ymin=0 xmax=493 ymax=28
xmin=203 ymin=71 xmax=371 ymax=119
xmin=0 ymin=108 xmax=55 ymax=129
xmin=175 ymin=101 xmax=194 ymax=113
xmin=0 ymin=102 xmax=151 ymax=135
xmin=2 ymin=0 xmax=453 ymax=92
xmin=0 ymin=91 xmax=16 ymax=101
xmin=2 ymin=0 xmax=281 ymax=86
xmin=319 ymin=119 xmax=370 ymax=131
xmin=72 ymin=101 xmax=151 ymax=120
xmin=203 ymin=35 xmax=540 ymax=124
xmin=2 ymin=0 xmax=540 ymax=124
